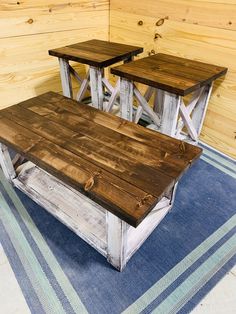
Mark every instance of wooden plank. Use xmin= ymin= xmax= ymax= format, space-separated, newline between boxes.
xmin=120 ymin=78 xmax=133 ymax=121
xmin=89 ymin=66 xmax=104 ymax=110
xmin=58 ymin=58 xmax=73 ymax=98
xmin=159 ymin=92 xmax=181 ymax=136
xmin=49 ymin=39 xmax=143 ymax=67
xmin=0 ymin=144 xmax=16 ymax=182
xmin=15 ymin=164 xmax=107 ymax=255
xmin=1 ymin=105 xmax=176 ymax=198
xmin=13 ymin=92 xmax=202 ymax=171
xmin=0 ymin=29 xmax=108 ymax=108
xmin=106 ymin=212 xmax=128 ymax=271
xmin=0 ymin=1 xmax=109 ymax=38
xmin=111 ymin=54 xmax=227 ymax=96
xmin=32 ymin=92 xmax=202 ymax=162
xmin=126 ymin=198 xmax=171 ymax=260
xmin=110 ymin=1 xmax=236 ymax=31
xmin=0 ymin=115 xmax=160 ymax=227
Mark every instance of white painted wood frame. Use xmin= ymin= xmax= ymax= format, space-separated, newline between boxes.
xmin=58 ymin=58 xmax=73 ymax=98
xmin=76 ymin=71 xmax=90 ymax=102
xmin=0 ymin=144 xmax=16 ymax=182
xmin=120 ymin=78 xmax=133 ymax=121
xmin=0 ymin=145 xmax=176 ymax=271
xmin=134 ymin=85 xmax=161 ymax=126
xmin=176 ymin=83 xmax=213 ymax=143
xmin=191 ymin=83 xmax=213 ymax=137
xmin=158 ymin=91 xmax=181 ymax=137
xmin=89 ymin=66 xmax=104 ymax=110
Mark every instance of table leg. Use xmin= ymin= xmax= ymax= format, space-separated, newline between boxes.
xmin=76 ymin=70 xmax=90 ymax=102
xmin=89 ymin=66 xmax=104 ymax=110
xmin=0 ymin=143 xmax=16 ymax=182
xmin=191 ymin=83 xmax=213 ymax=138
xmin=157 ymin=90 xmax=181 ymax=137
xmin=58 ymin=58 xmax=73 ymax=98
xmin=120 ymin=78 xmax=133 ymax=121
xmin=105 ymin=78 xmax=120 ymax=112
xmin=106 ymin=212 xmax=128 ymax=271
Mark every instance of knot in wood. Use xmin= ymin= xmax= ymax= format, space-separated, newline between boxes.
xmin=154 ymin=33 xmax=162 ymax=40
xmin=27 ymin=18 xmax=34 ymax=24
xmin=179 ymin=142 xmax=186 ymax=154
xmin=156 ymin=18 xmax=165 ymax=26
xmin=84 ymin=171 xmax=102 ymax=191
xmin=137 ymin=194 xmax=152 ymax=208
xmin=138 ymin=20 xmax=143 ymax=26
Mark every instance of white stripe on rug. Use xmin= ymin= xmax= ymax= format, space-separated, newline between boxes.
xmin=151 ymin=234 xmax=236 ymax=314
xmin=122 ymin=214 xmax=236 ymax=313
xmin=0 ymin=192 xmax=66 ymax=314
xmin=0 ymin=171 xmax=88 ymax=314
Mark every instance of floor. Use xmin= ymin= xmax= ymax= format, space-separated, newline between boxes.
xmin=0 ymin=243 xmax=235 ymax=313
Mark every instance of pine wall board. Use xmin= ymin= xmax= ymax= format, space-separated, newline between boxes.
xmin=110 ymin=1 xmax=236 ymax=158
xmin=0 ymin=1 xmax=109 ymax=107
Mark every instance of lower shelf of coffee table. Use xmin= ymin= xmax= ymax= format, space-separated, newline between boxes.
xmin=13 ymin=161 xmax=172 ymax=270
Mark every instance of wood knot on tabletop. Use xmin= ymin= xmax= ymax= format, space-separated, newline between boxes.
xmin=179 ymin=142 xmax=186 ymax=154
xmin=137 ymin=194 xmax=153 ymax=208
xmin=137 ymin=20 xmax=143 ymax=26
xmin=84 ymin=171 xmax=102 ymax=191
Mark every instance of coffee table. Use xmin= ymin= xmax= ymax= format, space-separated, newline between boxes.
xmin=0 ymin=92 xmax=201 ymax=270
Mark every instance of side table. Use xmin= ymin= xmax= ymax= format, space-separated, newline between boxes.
xmin=111 ymin=53 xmax=227 ymax=143
xmin=49 ymin=39 xmax=143 ymax=111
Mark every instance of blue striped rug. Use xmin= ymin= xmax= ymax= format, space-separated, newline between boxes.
xmin=0 ymin=144 xmax=235 ymax=314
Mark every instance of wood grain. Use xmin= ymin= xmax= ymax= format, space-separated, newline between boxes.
xmin=0 ymin=30 xmax=108 ymax=108
xmin=0 ymin=92 xmax=202 ymax=226
xmin=111 ymin=53 xmax=227 ymax=95
xmin=0 ymin=1 xmax=109 ymax=38
xmin=110 ymin=0 xmax=236 ymax=31
xmin=49 ymin=39 xmax=143 ymax=67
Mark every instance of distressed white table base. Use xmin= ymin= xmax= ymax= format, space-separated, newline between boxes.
xmin=0 ymin=144 xmax=175 ymax=271
xmin=120 ymin=78 xmax=213 ymax=144
xmin=58 ymin=58 xmax=130 ymax=113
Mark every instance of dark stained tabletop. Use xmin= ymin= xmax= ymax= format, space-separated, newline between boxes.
xmin=0 ymin=92 xmax=202 ymax=227
xmin=49 ymin=39 xmax=143 ymax=68
xmin=111 ymin=53 xmax=228 ymax=96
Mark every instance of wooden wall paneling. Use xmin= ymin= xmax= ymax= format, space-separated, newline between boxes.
xmin=0 ymin=10 xmax=108 ymax=38
xmin=0 ymin=28 xmax=108 ymax=108
xmin=0 ymin=1 xmax=109 ymax=108
xmin=110 ymin=0 xmax=236 ymax=31
xmin=109 ymin=4 xmax=236 ymax=158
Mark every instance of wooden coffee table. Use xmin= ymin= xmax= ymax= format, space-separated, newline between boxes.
xmin=49 ymin=39 xmax=143 ymax=111
xmin=0 ymin=92 xmax=201 ymax=270
xmin=111 ymin=53 xmax=227 ymax=143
